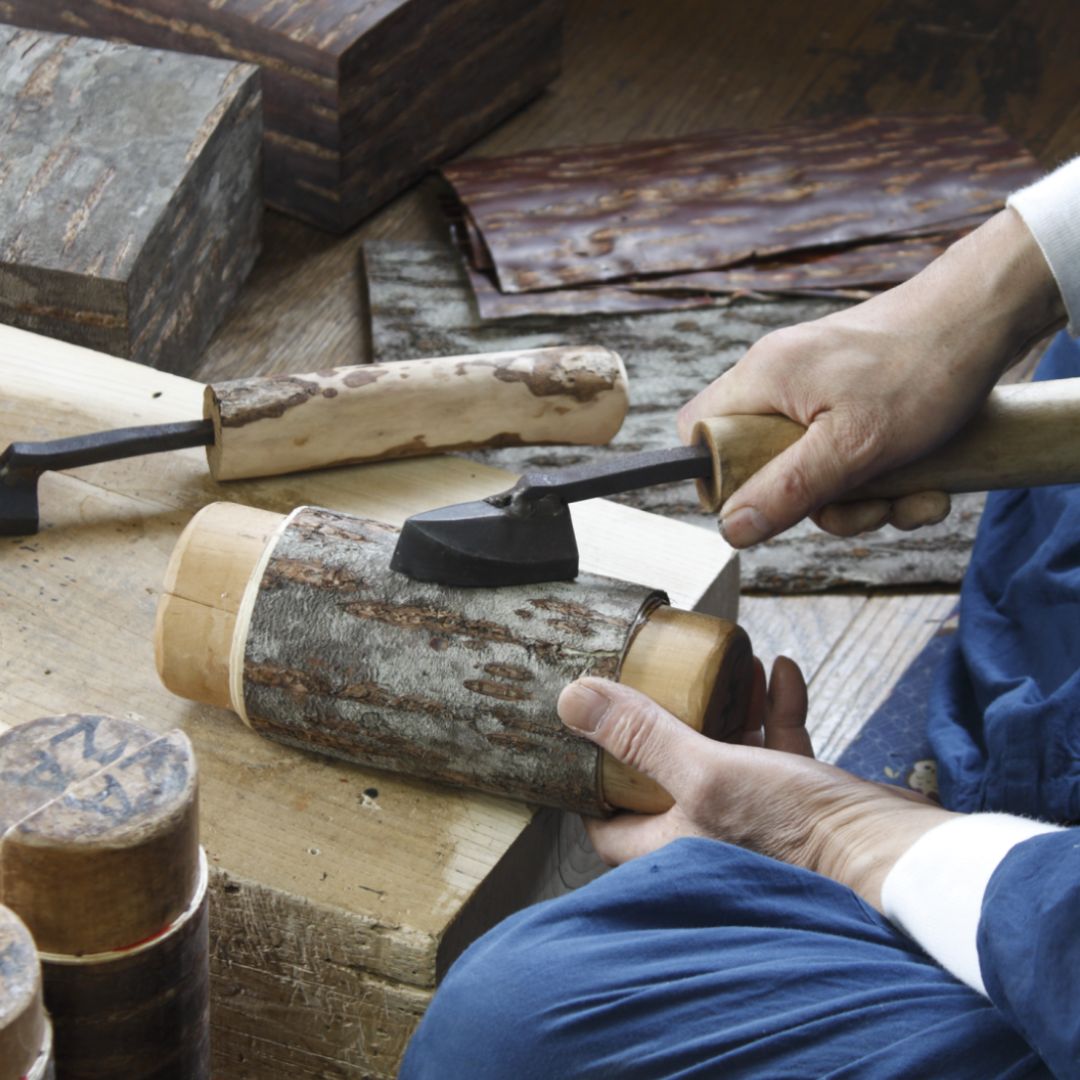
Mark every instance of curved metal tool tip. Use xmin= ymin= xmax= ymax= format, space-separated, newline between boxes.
xmin=390 ymin=498 xmax=579 ymax=588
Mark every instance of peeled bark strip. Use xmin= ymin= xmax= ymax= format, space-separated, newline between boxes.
xmin=0 ymin=715 xmax=210 ymax=1080
xmin=464 ymin=234 xmax=958 ymax=320
xmin=239 ymin=508 xmax=664 ymax=815
xmin=442 ymin=114 xmax=1040 ymax=293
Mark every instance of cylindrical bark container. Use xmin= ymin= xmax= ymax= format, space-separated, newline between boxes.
xmin=0 ymin=905 xmax=53 ymax=1080
xmin=0 ymin=715 xmax=210 ymax=1080
xmin=157 ymin=503 xmax=753 ymax=815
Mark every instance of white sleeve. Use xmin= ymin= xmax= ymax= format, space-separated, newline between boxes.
xmin=1007 ymin=156 xmax=1080 ymax=335
xmin=880 ymin=813 xmax=1063 ymax=995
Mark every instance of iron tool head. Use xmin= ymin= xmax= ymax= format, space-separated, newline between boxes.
xmin=0 ymin=443 xmax=41 ymax=535
xmin=390 ymin=488 xmax=579 ymax=588
xmin=0 ymin=420 xmax=215 ymax=536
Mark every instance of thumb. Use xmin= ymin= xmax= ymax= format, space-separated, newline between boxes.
xmin=558 ymin=677 xmax=707 ymax=799
xmin=719 ymin=418 xmax=860 ymax=547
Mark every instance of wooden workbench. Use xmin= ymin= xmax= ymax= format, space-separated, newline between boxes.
xmin=0 ymin=325 xmax=740 ymax=1077
xmin=3 ymin=2 xmax=1077 ymax=1075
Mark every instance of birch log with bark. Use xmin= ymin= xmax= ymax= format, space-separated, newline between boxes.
xmin=157 ymin=503 xmax=753 ymax=815
xmin=0 ymin=906 xmax=53 ymax=1080
xmin=0 ymin=715 xmax=210 ymax=1080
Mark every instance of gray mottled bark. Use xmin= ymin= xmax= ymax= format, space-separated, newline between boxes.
xmin=242 ymin=508 xmax=664 ymax=814
xmin=1 ymin=0 xmax=562 ymax=232
xmin=363 ymin=241 xmax=981 ymax=590
xmin=0 ymin=27 xmax=261 ymax=374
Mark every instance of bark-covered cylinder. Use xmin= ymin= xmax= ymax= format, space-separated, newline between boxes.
xmin=235 ymin=507 xmax=665 ymax=815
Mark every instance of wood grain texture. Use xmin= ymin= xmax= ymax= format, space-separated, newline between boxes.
xmin=0 ymin=26 xmax=261 ymax=374
xmin=0 ymin=715 xmax=209 ymax=1080
xmin=0 ymin=324 xmax=737 ymax=1079
xmin=463 ymin=234 xmax=960 ymax=319
xmin=740 ymin=592 xmax=958 ymax=762
xmin=0 ymin=906 xmax=53 ymax=1080
xmin=0 ymin=0 xmax=563 ymax=232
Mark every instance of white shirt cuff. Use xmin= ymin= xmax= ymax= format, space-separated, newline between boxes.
xmin=1007 ymin=156 xmax=1080 ymax=335
xmin=880 ymin=813 xmax=1063 ymax=995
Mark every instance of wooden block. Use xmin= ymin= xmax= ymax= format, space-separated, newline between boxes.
xmin=0 ymin=906 xmax=53 ymax=1080
xmin=0 ymin=0 xmax=565 ymax=232
xmin=0 ymin=714 xmax=210 ymax=1079
xmin=363 ymin=240 xmax=985 ymax=590
xmin=0 ymin=323 xmax=738 ymax=1079
xmin=0 ymin=26 xmax=261 ymax=375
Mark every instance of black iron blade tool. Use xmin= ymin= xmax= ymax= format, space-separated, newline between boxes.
xmin=391 ymin=380 xmax=1080 ymax=588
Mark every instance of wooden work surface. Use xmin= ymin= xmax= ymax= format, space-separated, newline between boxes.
xmin=0 ymin=324 xmax=738 ymax=1077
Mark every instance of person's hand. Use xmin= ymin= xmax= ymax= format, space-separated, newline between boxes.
xmin=557 ymin=661 xmax=956 ymax=912
xmin=677 ymin=209 xmax=1067 ymax=547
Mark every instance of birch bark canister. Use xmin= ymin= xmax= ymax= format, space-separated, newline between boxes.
xmin=0 ymin=905 xmax=53 ymax=1080
xmin=0 ymin=715 xmax=210 ymax=1080
xmin=156 ymin=503 xmax=753 ymax=814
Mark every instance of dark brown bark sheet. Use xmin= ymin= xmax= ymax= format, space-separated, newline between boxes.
xmin=442 ymin=114 xmax=1040 ymax=294
xmin=465 ymin=234 xmax=958 ymax=319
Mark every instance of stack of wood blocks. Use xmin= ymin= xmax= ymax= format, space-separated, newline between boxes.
xmin=0 ymin=26 xmax=262 ymax=374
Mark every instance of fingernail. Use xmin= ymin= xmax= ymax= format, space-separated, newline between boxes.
xmin=719 ymin=506 xmax=772 ymax=547
xmin=558 ymin=682 xmax=610 ymax=733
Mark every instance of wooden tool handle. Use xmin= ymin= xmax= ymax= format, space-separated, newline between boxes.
xmin=156 ymin=503 xmax=753 ymax=815
xmin=204 ymin=346 xmax=629 ymax=481
xmin=693 ymin=379 xmax=1080 ymax=511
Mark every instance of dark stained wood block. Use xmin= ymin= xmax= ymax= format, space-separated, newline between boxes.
xmin=0 ymin=0 xmax=565 ymax=232
xmin=0 ymin=26 xmax=262 ymax=375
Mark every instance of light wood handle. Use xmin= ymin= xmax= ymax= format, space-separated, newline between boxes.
xmin=156 ymin=503 xmax=753 ymax=815
xmin=204 ymin=346 xmax=629 ymax=481
xmin=693 ymin=379 xmax=1080 ymax=511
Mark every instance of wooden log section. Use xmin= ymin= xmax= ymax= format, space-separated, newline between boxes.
xmin=0 ymin=715 xmax=210 ymax=1080
xmin=693 ymin=379 xmax=1080 ymax=512
xmin=156 ymin=503 xmax=753 ymax=815
xmin=0 ymin=906 xmax=54 ymax=1080
xmin=204 ymin=346 xmax=629 ymax=481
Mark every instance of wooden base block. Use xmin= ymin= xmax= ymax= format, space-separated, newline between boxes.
xmin=0 ymin=715 xmax=210 ymax=1079
xmin=0 ymin=26 xmax=261 ymax=374
xmin=0 ymin=906 xmax=53 ymax=1080
xmin=2 ymin=1 xmax=564 ymax=232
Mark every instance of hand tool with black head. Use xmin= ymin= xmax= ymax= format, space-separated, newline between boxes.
xmin=392 ymin=379 xmax=1080 ymax=587
xmin=0 ymin=346 xmax=627 ymax=535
